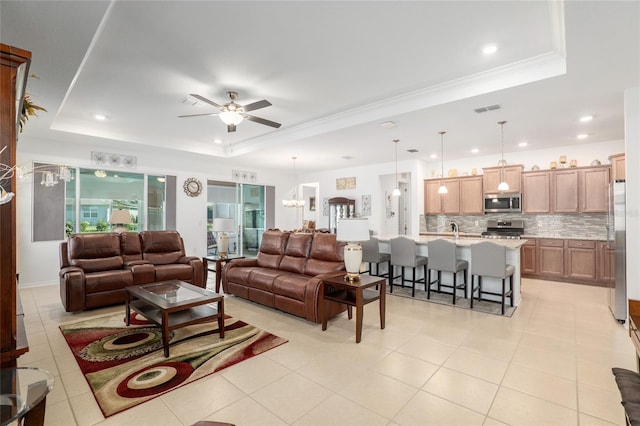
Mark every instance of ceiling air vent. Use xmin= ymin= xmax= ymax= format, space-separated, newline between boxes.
xmin=407 ymin=149 xmax=419 ymax=153
xmin=474 ymin=104 xmax=501 ymax=113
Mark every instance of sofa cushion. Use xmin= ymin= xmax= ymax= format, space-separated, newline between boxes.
xmin=613 ymin=368 xmax=640 ymax=403
xmin=68 ymin=233 xmax=124 ymax=272
xmin=309 ymin=233 xmax=344 ymax=262
xmin=280 ymin=233 xmax=313 ymax=274
xmin=85 ymin=270 xmax=133 ymax=294
xmin=154 ymin=264 xmax=193 ymax=282
xmin=273 ymin=273 xmax=309 ymax=301
xmin=256 ymin=230 xmax=289 ymax=269
xmin=120 ymin=232 xmax=143 ymax=262
xmin=140 ymin=230 xmax=184 ymax=265
xmin=305 ymin=258 xmax=345 ymax=276
xmin=248 ymin=268 xmax=284 ymax=292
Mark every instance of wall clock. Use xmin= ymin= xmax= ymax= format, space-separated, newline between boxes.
xmin=183 ymin=177 xmax=202 ymax=197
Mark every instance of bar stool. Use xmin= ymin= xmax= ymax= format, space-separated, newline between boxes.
xmin=361 ymin=236 xmax=391 ymax=278
xmin=470 ymin=241 xmax=514 ymax=315
xmin=390 ymin=236 xmax=428 ymax=297
xmin=427 ymin=239 xmax=468 ymax=305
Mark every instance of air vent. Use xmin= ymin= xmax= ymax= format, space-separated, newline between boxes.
xmin=341 ymin=155 xmax=353 ymax=160
xmin=407 ymin=149 xmax=419 ymax=153
xmin=474 ymin=104 xmax=501 ymax=113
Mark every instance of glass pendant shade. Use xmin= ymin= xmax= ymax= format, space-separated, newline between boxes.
xmin=438 ymin=184 xmax=448 ymax=194
xmin=219 ymin=110 xmax=244 ymax=125
xmin=498 ymin=180 xmax=510 ymax=191
xmin=392 ymin=187 xmax=401 ymax=196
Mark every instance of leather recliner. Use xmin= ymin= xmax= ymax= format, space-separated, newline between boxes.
xmin=59 ymin=230 xmax=203 ymax=312
xmin=222 ymin=229 xmax=348 ymax=323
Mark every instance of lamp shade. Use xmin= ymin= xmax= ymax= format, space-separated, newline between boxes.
xmin=109 ymin=209 xmax=131 ymax=225
xmin=336 ymin=218 xmax=370 ymax=242
xmin=212 ymin=218 xmax=234 ymax=232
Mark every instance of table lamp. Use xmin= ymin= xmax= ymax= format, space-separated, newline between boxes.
xmin=212 ymin=218 xmax=234 ymax=258
xmin=336 ymin=218 xmax=370 ymax=282
xmin=109 ymin=209 xmax=131 ymax=233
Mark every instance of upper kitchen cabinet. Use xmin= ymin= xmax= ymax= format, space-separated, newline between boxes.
xmin=552 ymin=169 xmax=579 ymax=213
xmin=581 ymin=166 xmax=610 ymax=213
xmin=522 ymin=171 xmax=551 ymax=213
xmin=609 ymin=153 xmax=625 ymax=181
xmin=424 ymin=176 xmax=482 ymax=215
xmin=482 ymin=165 xmax=523 ymax=194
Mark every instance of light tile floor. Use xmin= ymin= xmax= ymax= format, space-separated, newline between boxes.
xmin=17 ymin=277 xmax=636 ymax=426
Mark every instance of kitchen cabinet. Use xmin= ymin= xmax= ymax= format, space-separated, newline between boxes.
xmin=566 ymin=239 xmax=597 ymax=281
xmin=424 ymin=176 xmax=482 ymax=215
xmin=482 ymin=165 xmax=523 ymax=194
xmin=597 ymin=240 xmax=615 ymax=283
xmin=459 ymin=176 xmax=484 ymax=214
xmin=521 ymin=238 xmax=537 ymax=274
xmin=552 ymin=169 xmax=579 ymax=213
xmin=522 ymin=171 xmax=551 ymax=213
xmin=609 ymin=153 xmax=625 ymax=181
xmin=581 ymin=166 xmax=610 ymax=213
xmin=538 ymin=238 xmax=565 ymax=277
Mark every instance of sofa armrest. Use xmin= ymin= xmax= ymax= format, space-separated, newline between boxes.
xmin=59 ymin=267 xmax=86 ymax=312
xmin=303 ymin=272 xmax=349 ymax=322
xmin=176 ymin=256 xmax=204 ymax=287
xmin=226 ymin=258 xmax=259 ymax=269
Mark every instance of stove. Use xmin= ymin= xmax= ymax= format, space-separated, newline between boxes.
xmin=481 ymin=219 xmax=525 ymax=240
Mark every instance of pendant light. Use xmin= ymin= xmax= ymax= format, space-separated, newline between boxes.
xmin=282 ymin=156 xmax=305 ymax=207
xmin=438 ymin=131 xmax=448 ymax=194
xmin=497 ymin=120 xmax=510 ymax=192
xmin=392 ymin=139 xmax=401 ymax=196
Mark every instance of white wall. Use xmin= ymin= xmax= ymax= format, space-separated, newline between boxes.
xmin=625 ymin=87 xmax=639 ymax=301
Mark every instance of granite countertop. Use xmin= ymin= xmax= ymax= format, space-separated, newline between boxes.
xmin=379 ymin=234 xmax=527 ymax=249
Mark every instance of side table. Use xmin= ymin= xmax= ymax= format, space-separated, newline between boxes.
xmin=1 ymin=367 xmax=54 ymax=426
xmin=203 ymin=255 xmax=245 ymax=293
xmin=321 ymin=274 xmax=386 ymax=343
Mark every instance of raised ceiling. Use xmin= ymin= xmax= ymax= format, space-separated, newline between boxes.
xmin=1 ymin=1 xmax=638 ymax=172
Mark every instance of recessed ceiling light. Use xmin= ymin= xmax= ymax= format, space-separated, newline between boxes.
xmin=518 ymin=141 xmax=528 ymax=147
xmin=579 ymin=115 xmax=593 ymax=122
xmin=213 ymin=139 xmax=222 ymax=144
xmin=482 ymin=44 xmax=498 ymax=55
xmin=94 ymin=114 xmax=107 ymax=121
xmin=471 ymin=148 xmax=479 ymax=154
xmin=577 ymin=133 xmax=589 ymax=139
xmin=380 ymin=121 xmax=396 ymax=128
xmin=430 ymin=154 xmax=437 ymax=159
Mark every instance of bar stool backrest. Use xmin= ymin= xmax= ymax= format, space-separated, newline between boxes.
xmin=471 ymin=241 xmax=507 ymax=278
xmin=390 ymin=236 xmax=418 ymax=267
xmin=362 ymin=236 xmax=381 ymax=263
xmin=427 ymin=239 xmax=457 ymax=271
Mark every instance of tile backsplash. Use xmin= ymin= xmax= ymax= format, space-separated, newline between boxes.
xmin=420 ymin=213 xmax=607 ymax=240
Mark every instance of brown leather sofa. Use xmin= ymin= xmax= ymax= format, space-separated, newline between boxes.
xmin=59 ymin=230 xmax=203 ymax=312
xmin=222 ymin=229 xmax=348 ymax=323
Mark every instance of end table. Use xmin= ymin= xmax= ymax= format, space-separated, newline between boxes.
xmin=320 ymin=274 xmax=386 ymax=343
xmin=203 ymin=254 xmax=245 ymax=293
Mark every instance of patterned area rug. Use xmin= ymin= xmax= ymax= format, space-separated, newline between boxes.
xmin=387 ymin=284 xmax=517 ymax=317
xmin=60 ymin=312 xmax=287 ymax=418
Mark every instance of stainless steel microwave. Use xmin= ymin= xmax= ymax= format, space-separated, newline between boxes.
xmin=484 ymin=193 xmax=521 ymax=213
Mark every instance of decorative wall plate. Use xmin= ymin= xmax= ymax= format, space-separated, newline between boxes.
xmin=183 ymin=177 xmax=202 ymax=197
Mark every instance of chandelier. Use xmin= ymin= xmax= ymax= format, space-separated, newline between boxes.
xmin=0 ymin=146 xmax=72 ymax=205
xmin=282 ymin=156 xmax=305 ymax=208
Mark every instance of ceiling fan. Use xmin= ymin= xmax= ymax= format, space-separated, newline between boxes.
xmin=178 ymin=91 xmax=281 ymax=133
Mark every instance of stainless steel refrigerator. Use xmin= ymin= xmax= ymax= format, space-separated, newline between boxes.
xmin=608 ymin=180 xmax=627 ymax=323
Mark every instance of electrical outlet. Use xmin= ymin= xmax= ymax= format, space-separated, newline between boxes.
xmin=474 ymin=220 xmax=479 ymax=226
xmin=538 ymin=222 xmax=542 ymax=227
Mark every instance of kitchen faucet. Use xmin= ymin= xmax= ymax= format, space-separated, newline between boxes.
xmin=450 ymin=222 xmax=459 ymax=239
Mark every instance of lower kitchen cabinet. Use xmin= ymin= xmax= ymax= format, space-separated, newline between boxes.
xmin=521 ymin=237 xmax=602 ymax=285
xmin=597 ymin=240 xmax=615 ymax=282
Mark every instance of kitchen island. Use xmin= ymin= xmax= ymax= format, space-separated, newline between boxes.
xmin=376 ymin=235 xmax=527 ymax=306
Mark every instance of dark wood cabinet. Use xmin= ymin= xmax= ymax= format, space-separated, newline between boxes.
xmin=328 ymin=197 xmax=355 ymax=233
xmin=1 ymin=44 xmax=31 ymax=368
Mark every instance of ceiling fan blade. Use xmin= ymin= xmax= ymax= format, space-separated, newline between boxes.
xmin=244 ymin=114 xmax=281 ymax=128
xmin=227 ymin=124 xmax=237 ymax=133
xmin=177 ymin=113 xmax=218 ymax=118
xmin=189 ymin=94 xmax=223 ymax=109
xmin=241 ymin=99 xmax=271 ymax=112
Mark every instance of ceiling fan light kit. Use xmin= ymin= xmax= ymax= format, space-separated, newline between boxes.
xmin=179 ymin=91 xmax=281 ymax=133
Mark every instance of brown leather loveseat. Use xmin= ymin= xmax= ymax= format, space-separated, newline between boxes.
xmin=59 ymin=230 xmax=203 ymax=312
xmin=222 ymin=229 xmax=347 ymax=323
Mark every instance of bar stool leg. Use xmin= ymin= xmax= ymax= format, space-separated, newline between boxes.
xmin=452 ymin=271 xmax=457 ymax=305
xmin=501 ymin=278 xmax=506 ymax=315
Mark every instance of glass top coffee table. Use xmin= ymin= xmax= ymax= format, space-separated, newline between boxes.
xmin=125 ymin=280 xmax=224 ymax=357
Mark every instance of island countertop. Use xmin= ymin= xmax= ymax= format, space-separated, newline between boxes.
xmin=381 ymin=234 xmax=528 ymax=250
